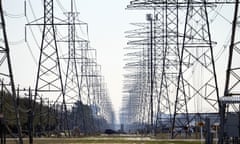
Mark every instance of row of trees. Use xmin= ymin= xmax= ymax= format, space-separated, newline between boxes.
xmin=0 ymin=91 xmax=110 ymax=137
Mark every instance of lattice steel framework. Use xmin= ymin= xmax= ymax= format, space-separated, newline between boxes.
xmin=125 ymin=0 xmax=183 ymax=135
xmin=34 ymin=0 xmax=64 ymax=95
xmin=125 ymin=0 xmax=235 ymax=137
xmin=124 ymin=1 xmax=182 ymax=134
xmin=122 ymin=22 xmax=153 ymax=132
xmin=54 ymin=0 xmax=116 ymax=134
xmin=55 ymin=1 xmax=116 ymax=133
xmin=27 ymin=0 xmax=68 ymax=132
xmin=172 ymin=0 xmax=220 ymax=138
xmin=154 ymin=2 xmax=181 ymax=134
xmin=59 ymin=2 xmax=84 ymax=132
xmin=63 ymin=7 xmax=81 ymax=107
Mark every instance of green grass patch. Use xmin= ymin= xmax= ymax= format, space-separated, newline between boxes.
xmin=6 ymin=137 xmax=202 ymax=144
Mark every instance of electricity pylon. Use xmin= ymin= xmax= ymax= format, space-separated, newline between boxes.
xmin=126 ymin=1 xmax=182 ymax=134
xmin=153 ymin=2 xmax=181 ymax=134
xmin=34 ymin=0 xmax=65 ymax=103
xmin=172 ymin=0 xmax=220 ymax=138
xmin=60 ymin=2 xmax=83 ymax=131
xmin=26 ymin=0 xmax=67 ymax=133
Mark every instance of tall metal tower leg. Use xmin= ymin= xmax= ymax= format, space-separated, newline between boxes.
xmin=62 ymin=9 xmax=81 ymax=135
xmin=154 ymin=2 xmax=181 ymax=136
xmin=172 ymin=0 xmax=220 ymax=138
xmin=220 ymin=1 xmax=240 ymax=143
xmin=34 ymin=0 xmax=65 ymax=98
xmin=27 ymin=0 xmax=66 ymax=136
xmin=0 ymin=1 xmax=23 ymax=143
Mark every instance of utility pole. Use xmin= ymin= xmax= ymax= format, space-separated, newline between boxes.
xmin=0 ymin=1 xmax=23 ymax=143
xmin=0 ymin=81 xmax=3 ymax=114
xmin=0 ymin=113 xmax=5 ymax=144
xmin=146 ymin=13 xmax=154 ymax=134
xmin=47 ymin=99 xmax=50 ymax=137
xmin=39 ymin=96 xmax=43 ymax=133
xmin=0 ymin=82 xmax=5 ymax=144
xmin=28 ymin=88 xmax=33 ymax=144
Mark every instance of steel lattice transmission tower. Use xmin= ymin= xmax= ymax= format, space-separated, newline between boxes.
xmin=60 ymin=1 xmax=83 ymax=131
xmin=60 ymin=7 xmax=95 ymax=133
xmin=0 ymin=1 xmax=23 ymax=143
xmin=153 ymin=2 xmax=181 ymax=133
xmin=63 ymin=3 xmax=81 ymax=108
xmin=126 ymin=0 xmax=240 ymax=139
xmin=126 ymin=0 xmax=183 ymax=134
xmin=123 ymin=22 xmax=153 ymax=132
xmin=172 ymin=0 xmax=220 ymax=138
xmin=27 ymin=0 xmax=67 ymax=132
xmin=34 ymin=0 xmax=65 ymax=100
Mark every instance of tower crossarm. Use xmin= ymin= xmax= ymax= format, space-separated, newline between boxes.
xmin=127 ymin=0 xmax=239 ymax=9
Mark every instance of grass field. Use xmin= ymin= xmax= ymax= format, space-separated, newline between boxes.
xmin=5 ymin=136 xmax=203 ymax=144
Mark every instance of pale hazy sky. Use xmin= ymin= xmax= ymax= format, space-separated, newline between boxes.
xmin=3 ymin=0 xmax=235 ymax=120
xmin=3 ymin=0 xmax=147 ymax=118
